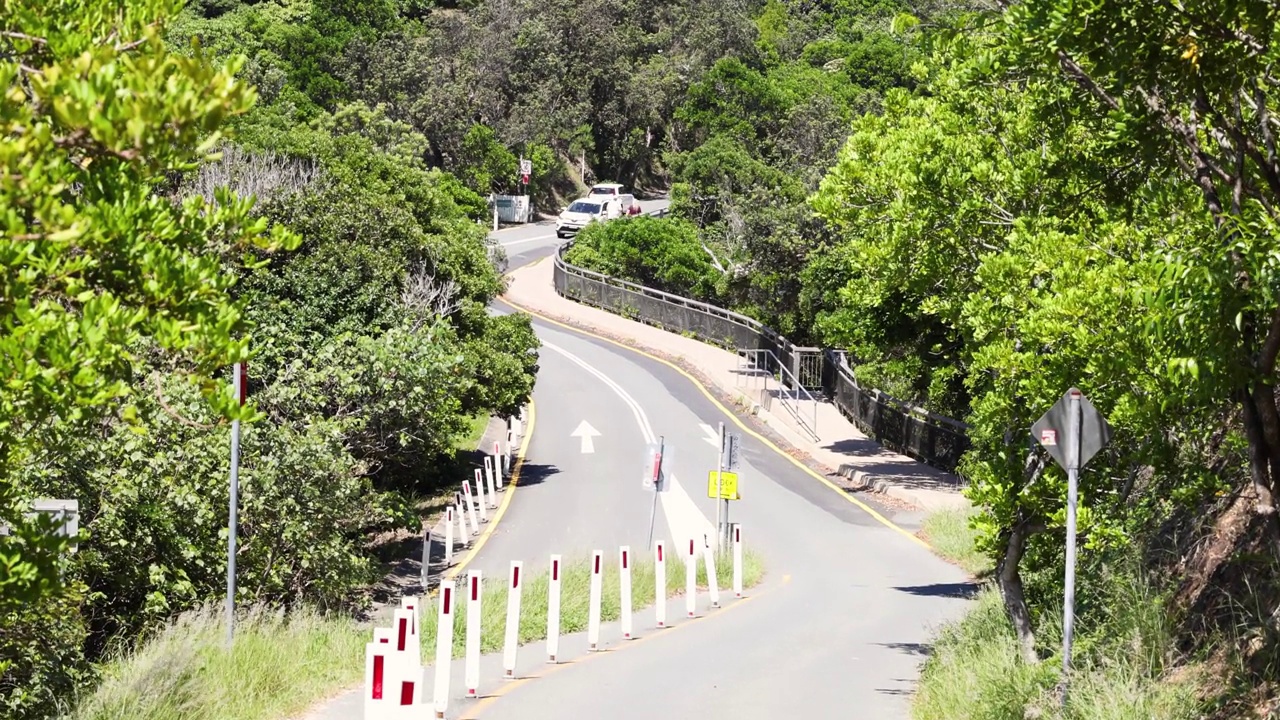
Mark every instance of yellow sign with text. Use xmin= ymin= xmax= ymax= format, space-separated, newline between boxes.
xmin=707 ymin=471 xmax=739 ymax=500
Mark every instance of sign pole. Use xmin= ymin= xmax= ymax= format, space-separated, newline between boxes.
xmin=225 ymin=361 xmax=245 ymax=647
xmin=646 ymin=436 xmax=664 ymax=549
xmin=715 ymin=423 xmax=724 ymax=547
xmin=1062 ymin=389 xmax=1082 ymax=701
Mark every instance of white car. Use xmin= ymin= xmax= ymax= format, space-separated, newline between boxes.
xmin=556 ymin=197 xmax=610 ymax=238
xmin=588 ymin=183 xmax=626 ymax=201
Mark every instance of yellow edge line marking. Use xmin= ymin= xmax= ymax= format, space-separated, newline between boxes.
xmin=431 ymin=398 xmax=538 ymax=597
xmin=462 ymin=573 xmax=790 ymax=719
xmin=501 ymin=296 xmax=931 ymax=551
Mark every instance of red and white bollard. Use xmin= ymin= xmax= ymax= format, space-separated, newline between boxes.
xmin=492 ymin=441 xmax=505 ymax=489
xmin=364 ymin=628 xmax=393 ymax=718
xmin=456 ymin=501 xmax=470 ymax=544
xmin=702 ymin=534 xmax=720 ymax=608
xmin=473 ymin=469 xmax=490 ymax=521
xmin=444 ymin=507 xmax=454 ymax=567
xmin=685 ymin=538 xmax=697 ymax=618
xmin=432 ymin=584 xmax=455 ymax=719
xmin=391 ymin=605 xmax=420 ymax=708
xmin=654 ymin=541 xmax=667 ymax=628
xmin=732 ymin=524 xmax=743 ymax=598
xmin=461 ymin=482 xmax=479 ymax=534
xmin=619 ymin=546 xmax=633 ymax=639
xmin=503 ymin=561 xmax=523 ymax=678
xmin=484 ymin=457 xmax=498 ymax=505
xmin=588 ymin=550 xmax=603 ymax=650
xmin=465 ymin=571 xmax=482 ymax=698
xmin=547 ymin=555 xmax=562 ymax=662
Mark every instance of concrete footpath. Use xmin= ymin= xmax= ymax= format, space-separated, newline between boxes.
xmin=501 ymin=258 xmax=969 ymax=514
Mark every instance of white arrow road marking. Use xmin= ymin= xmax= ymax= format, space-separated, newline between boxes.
xmin=699 ymin=423 xmax=719 ymax=448
xmin=542 ymin=341 xmax=714 ymax=547
xmin=571 ymin=420 xmax=601 ymax=454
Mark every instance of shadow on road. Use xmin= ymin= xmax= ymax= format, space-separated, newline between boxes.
xmin=892 ymin=582 xmax=980 ymax=599
xmin=515 ymin=462 xmax=561 ymax=488
xmin=875 ymin=642 xmax=932 ymax=657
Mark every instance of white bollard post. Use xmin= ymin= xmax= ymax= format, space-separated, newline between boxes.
xmin=654 ymin=541 xmax=667 ymax=628
xmin=465 ymin=570 xmax=482 ymax=698
xmin=484 ymin=458 xmax=498 ymax=505
xmin=473 ymin=469 xmax=489 ymax=522
xmin=399 ymin=596 xmax=422 ymax=663
xmin=363 ymin=628 xmax=393 ymax=718
xmin=444 ymin=507 xmax=454 ymax=567
xmin=462 ymin=482 xmax=480 ymax=534
xmin=685 ymin=538 xmax=697 ymax=618
xmin=492 ymin=441 xmax=505 ymax=489
xmin=619 ymin=546 xmax=633 ymax=639
xmin=391 ymin=607 xmax=420 ymax=707
xmin=733 ymin=524 xmax=743 ymax=598
xmin=702 ymin=534 xmax=720 ymax=608
xmin=503 ymin=561 xmax=523 ymax=678
xmin=432 ymin=584 xmax=455 ymax=719
xmin=588 ymin=549 xmax=603 ymax=651
xmin=456 ymin=500 xmax=470 ymax=544
xmin=547 ymin=555 xmax=562 ymax=662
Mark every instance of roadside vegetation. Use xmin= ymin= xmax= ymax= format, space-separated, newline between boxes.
xmin=562 ymin=1 xmax=1280 ymax=717
xmin=67 ymin=551 xmax=765 ymax=720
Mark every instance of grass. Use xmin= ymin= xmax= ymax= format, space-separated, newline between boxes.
xmin=455 ymin=413 xmax=492 ymax=452
xmin=69 ymin=551 xmax=765 ymax=720
xmin=420 ymin=547 xmax=767 ymax=658
xmin=914 ymin=508 xmax=1204 ymax=720
xmin=920 ymin=506 xmax=992 ymax=577
xmin=69 ymin=606 xmax=370 ymax=720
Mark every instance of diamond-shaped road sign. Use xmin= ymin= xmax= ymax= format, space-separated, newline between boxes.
xmin=1032 ymin=388 xmax=1112 ymax=471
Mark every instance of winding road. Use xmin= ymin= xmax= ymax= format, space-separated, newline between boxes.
xmin=464 ymin=204 xmax=971 ymax=718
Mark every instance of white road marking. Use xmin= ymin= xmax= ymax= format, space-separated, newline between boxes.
xmin=498 ymin=233 xmax=558 ymax=248
xmin=541 ymin=340 xmax=714 ymax=551
xmin=700 ymin=423 xmax=719 ymax=448
xmin=570 ymin=420 xmax=601 ymax=454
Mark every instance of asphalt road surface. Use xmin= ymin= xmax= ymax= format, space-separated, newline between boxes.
xmin=457 ymin=211 xmax=972 ymax=719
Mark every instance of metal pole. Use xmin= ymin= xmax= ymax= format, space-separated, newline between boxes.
xmin=225 ymin=363 xmax=242 ymax=648
xmin=715 ymin=423 xmax=724 ymax=547
xmin=1061 ymin=390 xmax=1082 ymax=702
xmin=646 ymin=436 xmax=664 ymax=549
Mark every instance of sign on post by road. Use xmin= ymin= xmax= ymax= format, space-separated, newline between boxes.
xmin=519 ymin=158 xmax=532 ymax=176
xmin=1032 ymin=387 xmax=1111 ymax=706
xmin=720 ymin=432 xmax=740 ymax=471
xmin=707 ymin=471 xmax=739 ymax=500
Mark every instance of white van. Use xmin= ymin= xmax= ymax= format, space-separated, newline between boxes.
xmin=556 ymin=197 xmax=609 ymax=238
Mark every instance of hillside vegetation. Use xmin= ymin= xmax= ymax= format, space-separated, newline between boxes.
xmin=4 ymin=0 xmax=1280 ymax=719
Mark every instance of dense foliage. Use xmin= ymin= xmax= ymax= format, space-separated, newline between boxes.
xmin=1 ymin=2 xmax=537 ymax=718
xmin=557 ymin=0 xmax=1280 ymax=714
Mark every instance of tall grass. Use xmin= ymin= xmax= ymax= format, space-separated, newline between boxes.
xmin=920 ymin=507 xmax=991 ymax=577
xmin=69 ymin=550 xmax=765 ymax=720
xmin=69 ymin=607 xmax=369 ymax=720
xmin=913 ymin=579 xmax=1202 ymax=720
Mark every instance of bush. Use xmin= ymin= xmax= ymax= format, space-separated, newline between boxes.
xmin=565 ymin=216 xmax=722 ymax=300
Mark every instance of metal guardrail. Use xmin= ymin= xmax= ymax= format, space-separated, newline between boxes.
xmin=736 ymin=348 xmax=820 ymax=441
xmin=551 ymin=208 xmax=971 ymax=475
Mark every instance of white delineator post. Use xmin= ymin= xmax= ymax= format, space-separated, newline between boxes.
xmin=456 ymin=500 xmax=470 ymax=543
xmin=461 ymin=482 xmax=480 ymax=534
xmin=465 ymin=570 xmax=482 ymax=698
xmin=432 ymin=584 xmax=455 ymax=719
xmin=492 ymin=441 xmax=505 ymax=489
xmin=685 ymin=538 xmax=697 ymax=618
xmin=363 ymin=628 xmax=393 ymax=718
xmin=484 ymin=457 xmax=498 ymax=506
xmin=588 ymin=550 xmax=603 ymax=651
xmin=391 ymin=606 xmax=419 ymax=707
xmin=732 ymin=524 xmax=743 ymax=598
xmin=619 ymin=546 xmax=633 ymax=639
xmin=547 ymin=555 xmax=562 ymax=662
xmin=654 ymin=541 xmax=667 ymax=628
xmin=702 ymin=534 xmax=720 ymax=608
xmin=503 ymin=561 xmax=523 ymax=678
xmin=473 ymin=469 xmax=490 ymax=521
xmin=444 ymin=507 xmax=454 ymax=567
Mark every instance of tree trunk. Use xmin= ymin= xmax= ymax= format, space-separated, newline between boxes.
xmin=997 ymin=520 xmax=1041 ymax=665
